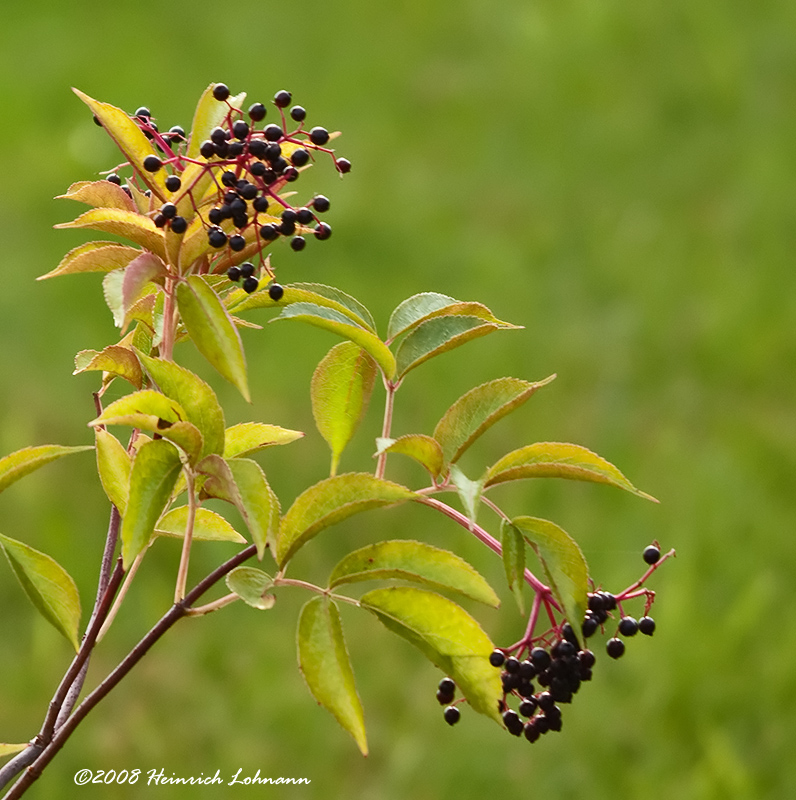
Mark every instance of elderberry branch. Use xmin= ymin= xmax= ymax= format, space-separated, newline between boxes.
xmin=374 ymin=378 xmax=397 ymax=480
xmin=174 ymin=469 xmax=198 ymax=603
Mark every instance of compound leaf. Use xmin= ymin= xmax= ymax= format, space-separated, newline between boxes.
xmin=434 ymin=375 xmax=556 ymax=465
xmin=0 ymin=533 xmax=81 ymax=652
xmin=484 ymin=442 xmax=658 ymax=502
xmin=360 ymin=587 xmax=502 ymax=723
xmin=276 ymin=474 xmax=415 ymax=566
xmin=329 ymin=540 xmax=499 ymax=607
xmin=312 ymin=342 xmax=378 ymax=475
xmin=298 ymin=597 xmax=367 ymax=755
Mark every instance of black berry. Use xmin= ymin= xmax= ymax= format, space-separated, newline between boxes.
xmin=229 ymin=234 xmax=246 ymax=252
xmin=638 ymin=616 xmax=656 ymax=636
xmin=227 ymin=266 xmax=241 ymax=282
xmin=248 ymin=102 xmax=267 ymax=122
xmin=489 ymin=650 xmax=505 ymax=668
xmin=248 ymin=139 xmax=267 ymax=158
xmin=242 ymin=276 xmax=259 ymax=294
xmin=518 ymin=698 xmax=537 ymax=717
xmin=502 ymin=710 xmax=524 ymax=736
xmin=606 ymin=638 xmax=625 ymax=659
xmin=290 ymin=105 xmax=306 ymax=122
xmin=252 ymin=195 xmax=269 ymax=213
xmin=233 ymin=120 xmax=250 ymax=141
xmin=274 ymin=90 xmax=292 ymax=108
xmin=239 ymin=262 xmax=255 ymax=278
xmin=643 ymin=545 xmax=661 ymax=565
xmin=290 ymin=236 xmax=306 ymax=251
xmin=314 ymin=222 xmax=332 ymax=240
xmin=143 ymin=155 xmax=162 ymax=172
xmin=264 ymin=124 xmax=283 ymax=142
xmin=106 ymin=173 xmax=121 ymax=185
xmin=296 ymin=207 xmax=314 ymax=224
xmin=283 ymin=166 xmax=299 ymax=182
xmin=582 ymin=615 xmax=599 ymax=638
xmin=291 ymin=148 xmax=310 ymax=167
xmin=530 ymin=648 xmax=551 ymax=670
xmin=165 ymin=175 xmax=181 ymax=192
xmin=153 ymin=213 xmax=167 ymax=228
xmin=618 ymin=616 xmax=638 ymax=637
xmin=336 ymin=157 xmax=351 ymax=173
xmin=134 ymin=106 xmax=151 ymax=119
xmin=312 ymin=195 xmax=330 ymax=213
xmin=200 ymin=140 xmax=215 ymax=159
xmin=208 ymin=228 xmax=228 ymax=248
xmin=260 ymin=224 xmax=279 ymax=240
xmin=444 ymin=706 xmax=460 ymax=726
xmin=309 ymin=126 xmax=329 ymax=145
xmin=504 ymin=656 xmax=520 ymax=674
xmin=212 ymin=84 xmax=230 ymax=101
xmin=268 ymin=283 xmax=284 ymax=301
xmin=438 ymin=677 xmax=455 ymax=695
xmin=160 ymin=202 xmax=177 ymax=219
xmin=170 ymin=216 xmax=187 ymax=234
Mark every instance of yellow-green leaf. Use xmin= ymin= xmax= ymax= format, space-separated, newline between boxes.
xmin=95 ymin=429 xmax=131 ymax=515
xmin=395 ymin=316 xmax=519 ymax=378
xmin=176 ymin=276 xmax=250 ymax=401
xmin=276 ymin=473 xmax=416 ymax=566
xmin=155 ymin=506 xmax=245 ymax=544
xmin=387 ymin=292 xmax=515 ymax=341
xmin=312 ymin=342 xmax=378 ymax=476
xmin=500 ymin=520 xmax=526 ymax=615
xmin=329 ymin=540 xmax=499 ymax=607
xmin=55 ymin=208 xmax=166 ymax=259
xmin=57 ymin=180 xmax=136 ymax=211
xmin=138 ymin=354 xmax=226 ymax=459
xmin=225 ymin=566 xmax=275 ymax=609
xmin=360 ymin=587 xmax=502 ymax=723
xmin=484 ymin=442 xmax=659 ymax=501
xmin=73 ymin=89 xmax=169 ymax=201
xmin=374 ymin=434 xmax=444 ymax=479
xmin=89 ymin=389 xmax=187 ymax=432
xmin=433 ymin=375 xmax=556 ymax=465
xmin=511 ymin=516 xmax=589 ymax=644
xmin=0 ymin=744 xmax=27 ymax=758
xmin=187 ymin=84 xmax=247 ymax=159
xmin=228 ymin=458 xmax=279 ymax=560
xmin=222 ymin=422 xmax=304 ymax=459
xmin=0 ymin=445 xmax=94 ymax=496
xmin=272 ymin=303 xmax=396 ymax=380
xmin=120 ymin=439 xmax=182 ymax=568
xmin=0 ymin=533 xmax=82 ymax=652
xmin=74 ymin=345 xmax=142 ymax=389
xmin=38 ymin=242 xmax=142 ymax=280
xmin=298 ymin=597 xmax=367 ymax=755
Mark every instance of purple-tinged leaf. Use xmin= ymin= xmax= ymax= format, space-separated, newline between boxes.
xmin=122 ymin=252 xmax=167 ymax=313
xmin=56 ymin=180 xmax=135 ymax=211
xmin=74 ymin=345 xmax=143 ymax=389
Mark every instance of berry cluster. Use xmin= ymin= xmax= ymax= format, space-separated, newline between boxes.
xmin=97 ymin=84 xmax=347 ymax=294
xmin=438 ymin=542 xmax=670 ymax=743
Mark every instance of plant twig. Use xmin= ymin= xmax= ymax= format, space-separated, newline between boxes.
xmin=374 ymin=378 xmax=396 ymax=480
xmin=2 ymin=545 xmax=257 ymax=800
xmin=174 ymin=469 xmax=197 ymax=603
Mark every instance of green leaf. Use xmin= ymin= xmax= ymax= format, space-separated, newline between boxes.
xmin=374 ymin=435 xmax=444 ymax=479
xmin=387 ymin=292 xmax=516 ymax=341
xmin=276 ymin=473 xmax=416 ymax=566
xmin=120 ymin=439 xmax=182 ymax=568
xmin=176 ymin=276 xmax=250 ymax=401
xmin=73 ymin=89 xmax=169 ymax=201
xmin=155 ymin=506 xmax=246 ymax=544
xmin=395 ymin=316 xmax=519 ymax=378
xmin=0 ymin=445 xmax=94 ymax=496
xmin=449 ymin=464 xmax=484 ymax=526
xmin=360 ymin=587 xmax=502 ymax=723
xmin=500 ymin=520 xmax=526 ymax=615
xmin=0 ymin=743 xmax=27 ymax=758
xmin=102 ymin=269 xmax=126 ymax=327
xmin=222 ymin=422 xmax=304 ymax=459
xmin=138 ymin=353 xmax=226 ymax=459
xmin=197 ymin=454 xmax=241 ymax=506
xmin=54 ymin=208 xmax=166 ymax=259
xmin=272 ymin=303 xmax=396 ymax=380
xmin=232 ymin=282 xmax=376 ymax=332
xmin=0 ymin=533 xmax=82 ymax=651
xmin=510 ymin=516 xmax=589 ymax=645
xmin=312 ymin=342 xmax=378 ymax=475
xmin=95 ymin=429 xmax=131 ymax=515
xmin=57 ymin=180 xmax=135 ymax=211
xmin=89 ymin=389 xmax=186 ymax=430
xmin=225 ymin=566 xmax=275 ymax=609
xmin=187 ymin=84 xmax=247 ymax=160
xmin=38 ymin=242 xmax=142 ymax=280
xmin=297 ymin=597 xmax=367 ymax=755
xmin=433 ymin=375 xmax=556 ymax=465
xmin=328 ymin=540 xmax=499 ymax=607
xmin=228 ymin=458 xmax=279 ymax=560
xmin=74 ymin=345 xmax=143 ymax=389
xmin=484 ymin=442 xmax=659 ymax=501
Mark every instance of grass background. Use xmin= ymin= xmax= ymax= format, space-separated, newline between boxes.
xmin=1 ymin=0 xmax=794 ymax=797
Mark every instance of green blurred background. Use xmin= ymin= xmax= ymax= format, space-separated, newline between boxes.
xmin=1 ymin=0 xmax=794 ymax=797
